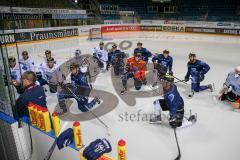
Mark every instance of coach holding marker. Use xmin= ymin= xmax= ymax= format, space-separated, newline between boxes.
xmin=12 ymin=71 xmax=47 ymax=121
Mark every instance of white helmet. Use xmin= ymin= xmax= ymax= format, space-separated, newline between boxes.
xmin=80 ymin=65 xmax=88 ymax=73
xmin=236 ymin=66 xmax=240 ymax=72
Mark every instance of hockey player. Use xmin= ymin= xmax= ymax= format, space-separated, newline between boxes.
xmin=121 ymin=52 xmax=147 ymax=94
xmin=184 ymin=53 xmax=213 ymax=97
xmin=152 ymin=49 xmax=173 ymax=87
xmin=19 ymin=51 xmax=36 ymax=72
xmin=92 ymin=42 xmax=108 ymax=71
xmin=149 ymin=77 xmax=196 ymax=128
xmin=134 ymin=42 xmax=152 ymax=62
xmin=37 ymin=57 xmax=61 ymax=93
xmin=8 ymin=56 xmax=22 ymax=82
xmin=57 ymin=63 xmax=100 ymax=115
xmin=219 ymin=66 xmax=240 ymax=109
xmin=108 ymin=44 xmax=126 ymax=75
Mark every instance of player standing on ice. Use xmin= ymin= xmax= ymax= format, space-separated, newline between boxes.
xmin=184 ymin=53 xmax=213 ymax=97
xmin=134 ymin=42 xmax=152 ymax=63
xmin=92 ymin=42 xmax=108 ymax=72
xmin=152 ymin=49 xmax=173 ymax=87
xmin=108 ymin=44 xmax=126 ymax=75
xmin=121 ymin=52 xmax=147 ymax=94
xmin=57 ymin=63 xmax=100 ymax=115
xmin=19 ymin=51 xmax=36 ymax=72
xmin=219 ymin=66 xmax=240 ymax=109
xmin=149 ymin=77 xmax=196 ymax=128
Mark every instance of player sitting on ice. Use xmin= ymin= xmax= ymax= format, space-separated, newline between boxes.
xmin=57 ymin=63 xmax=100 ymax=115
xmin=19 ymin=51 xmax=36 ymax=72
xmin=219 ymin=66 xmax=240 ymax=110
xmin=149 ymin=77 xmax=197 ymax=128
xmin=152 ymin=49 xmax=173 ymax=87
xmin=36 ymin=57 xmax=63 ymax=93
xmin=184 ymin=53 xmax=213 ymax=97
xmin=92 ymin=42 xmax=108 ymax=72
xmin=108 ymin=44 xmax=126 ymax=75
xmin=121 ymin=52 xmax=147 ymax=94
xmin=134 ymin=42 xmax=152 ymax=63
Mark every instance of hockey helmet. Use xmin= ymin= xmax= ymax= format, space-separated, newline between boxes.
xmin=8 ymin=56 xmax=16 ymax=64
xmin=47 ymin=57 xmax=54 ymax=62
xmin=45 ymin=50 xmax=51 ymax=55
xmin=235 ymin=66 xmax=240 ymax=74
xmin=134 ymin=52 xmax=142 ymax=57
xmin=112 ymin=44 xmax=117 ymax=49
xmin=22 ymin=51 xmax=28 ymax=56
xmin=75 ymin=49 xmax=81 ymax=56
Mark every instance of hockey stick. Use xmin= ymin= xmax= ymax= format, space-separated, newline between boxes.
xmin=64 ymin=85 xmax=111 ymax=136
xmin=44 ymin=139 xmax=57 ymax=160
xmin=173 ymin=128 xmax=181 ymax=160
xmin=170 ymin=75 xmax=188 ymax=85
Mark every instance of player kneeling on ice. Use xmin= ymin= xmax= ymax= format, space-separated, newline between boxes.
xmin=57 ymin=63 xmax=100 ymax=115
xmin=150 ymin=77 xmax=196 ymax=128
xmin=121 ymin=52 xmax=147 ymax=94
xmin=152 ymin=49 xmax=173 ymax=87
xmin=219 ymin=66 xmax=240 ymax=110
xmin=92 ymin=42 xmax=108 ymax=72
xmin=184 ymin=53 xmax=213 ymax=97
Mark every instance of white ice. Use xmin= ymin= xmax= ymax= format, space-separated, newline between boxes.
xmin=8 ymin=31 xmax=240 ymax=160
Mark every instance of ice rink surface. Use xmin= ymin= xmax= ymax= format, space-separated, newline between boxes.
xmin=8 ymin=31 xmax=240 ymax=160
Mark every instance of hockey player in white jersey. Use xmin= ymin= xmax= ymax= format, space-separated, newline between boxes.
xmin=219 ymin=66 xmax=240 ymax=109
xmin=19 ymin=51 xmax=36 ymax=72
xmin=37 ymin=57 xmax=63 ymax=93
xmin=92 ymin=42 xmax=108 ymax=71
xmin=8 ymin=56 xmax=22 ymax=82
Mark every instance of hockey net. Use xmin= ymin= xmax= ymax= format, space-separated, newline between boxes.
xmin=88 ymin=28 xmax=103 ymax=40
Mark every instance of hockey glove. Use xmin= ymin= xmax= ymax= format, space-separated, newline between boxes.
xmin=57 ymin=128 xmax=74 ymax=150
xmin=184 ymin=76 xmax=189 ymax=82
xmin=83 ymin=138 xmax=112 ymax=160
xmin=169 ymin=118 xmax=177 ymax=128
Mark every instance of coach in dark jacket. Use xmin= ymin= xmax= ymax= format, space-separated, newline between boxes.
xmin=12 ymin=71 xmax=47 ymax=118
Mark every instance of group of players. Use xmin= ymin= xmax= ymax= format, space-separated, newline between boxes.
xmin=9 ymin=41 xmax=240 ymax=129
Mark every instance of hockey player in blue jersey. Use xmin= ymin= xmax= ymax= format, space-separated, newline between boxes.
xmin=219 ymin=66 xmax=240 ymax=108
xmin=184 ymin=53 xmax=213 ymax=97
xmin=134 ymin=42 xmax=152 ymax=62
xmin=152 ymin=49 xmax=173 ymax=87
xmin=149 ymin=77 xmax=196 ymax=128
xmin=108 ymin=44 xmax=126 ymax=75
xmin=57 ymin=63 xmax=100 ymax=115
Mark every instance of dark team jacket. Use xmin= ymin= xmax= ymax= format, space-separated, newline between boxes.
xmin=152 ymin=54 xmax=173 ymax=72
xmin=15 ymin=84 xmax=47 ymax=118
